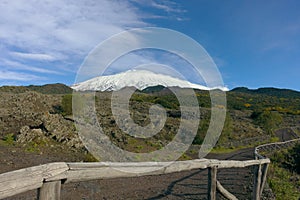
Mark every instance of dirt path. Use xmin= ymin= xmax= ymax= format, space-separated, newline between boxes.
xmin=60 ymin=148 xmax=256 ymax=200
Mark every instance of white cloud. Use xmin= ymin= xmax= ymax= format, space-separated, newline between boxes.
xmin=10 ymin=52 xmax=57 ymax=61
xmin=131 ymin=0 xmax=185 ymax=13
xmin=150 ymin=1 xmax=184 ymax=13
xmin=130 ymin=0 xmax=186 ymax=20
xmin=0 ymin=0 xmax=145 ymax=54
xmin=0 ymin=0 xmax=185 ymax=84
xmin=1 ymin=58 xmax=62 ymax=74
xmin=0 ymin=71 xmax=42 ymax=81
xmin=0 ymin=0 xmax=148 ymax=82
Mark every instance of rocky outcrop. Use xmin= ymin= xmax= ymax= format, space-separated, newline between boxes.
xmin=17 ymin=113 xmax=83 ymax=149
xmin=0 ymin=91 xmax=83 ymax=149
xmin=0 ymin=91 xmax=59 ymax=136
xmin=18 ymin=125 xmax=46 ymax=143
xmin=42 ymin=113 xmax=83 ymax=148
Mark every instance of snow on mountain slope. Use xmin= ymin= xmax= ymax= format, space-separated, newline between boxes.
xmin=71 ymin=70 xmax=227 ymax=91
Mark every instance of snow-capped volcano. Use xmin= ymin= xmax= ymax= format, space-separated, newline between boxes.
xmin=71 ymin=70 xmax=227 ymax=91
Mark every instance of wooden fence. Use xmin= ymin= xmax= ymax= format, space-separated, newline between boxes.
xmin=4 ymin=126 xmax=300 ymax=199
xmin=255 ymin=138 xmax=300 ymax=159
xmin=0 ymin=158 xmax=270 ymax=200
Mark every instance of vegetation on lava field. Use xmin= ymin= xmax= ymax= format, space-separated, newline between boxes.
xmin=0 ymin=84 xmax=300 ymax=198
xmin=49 ymin=85 xmax=300 ymax=154
xmin=268 ymin=143 xmax=300 ymax=199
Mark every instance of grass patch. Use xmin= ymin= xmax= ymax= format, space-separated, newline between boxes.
xmin=178 ymin=153 xmax=192 ymax=161
xmin=24 ymin=139 xmax=48 ymax=153
xmin=210 ymin=146 xmax=240 ymax=154
xmin=0 ymin=134 xmax=15 ymax=146
xmin=269 ymin=136 xmax=280 ymax=143
xmin=212 ymin=136 xmax=280 ymax=155
xmin=25 ymin=142 xmax=40 ymax=153
xmin=84 ymin=152 xmax=99 ymax=162
xmin=267 ymin=144 xmax=300 ymax=199
xmin=135 ymin=145 xmax=144 ymax=150
xmin=268 ymin=164 xmax=300 ymax=199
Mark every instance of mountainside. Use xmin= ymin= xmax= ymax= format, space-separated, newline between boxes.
xmin=231 ymin=87 xmax=300 ymax=98
xmin=0 ymin=83 xmax=299 ymax=150
xmin=27 ymin=83 xmax=73 ymax=94
xmin=71 ymin=70 xmax=228 ymax=91
xmin=0 ymin=83 xmax=73 ymax=94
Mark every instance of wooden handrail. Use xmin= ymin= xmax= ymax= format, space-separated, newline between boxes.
xmin=0 ymin=162 xmax=68 ymax=199
xmin=255 ymin=138 xmax=300 ymax=159
xmin=0 ymin=158 xmax=270 ymax=200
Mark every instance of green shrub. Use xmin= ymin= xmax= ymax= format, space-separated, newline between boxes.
xmin=218 ymin=112 xmax=233 ymax=145
xmin=25 ymin=142 xmax=39 ymax=152
xmin=281 ymin=144 xmax=300 ymax=174
xmin=268 ymin=144 xmax=300 ymax=199
xmin=2 ymin=133 xmax=15 ymax=145
xmin=61 ymin=94 xmax=73 ymax=116
xmin=153 ymin=98 xmax=178 ymax=109
xmin=252 ymin=110 xmax=282 ymax=134
xmin=192 ymin=117 xmax=209 ymax=145
xmin=268 ymin=165 xmax=300 ymax=200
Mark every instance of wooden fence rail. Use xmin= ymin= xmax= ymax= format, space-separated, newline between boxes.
xmin=255 ymin=138 xmax=300 ymax=159
xmin=0 ymin=158 xmax=270 ymax=200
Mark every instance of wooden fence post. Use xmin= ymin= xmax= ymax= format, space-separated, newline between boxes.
xmin=208 ymin=166 xmax=217 ymax=200
xmin=37 ymin=181 xmax=61 ymax=200
xmin=253 ymin=164 xmax=262 ymax=200
xmin=260 ymin=163 xmax=269 ymax=196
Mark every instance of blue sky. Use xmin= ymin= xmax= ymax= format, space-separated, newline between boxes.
xmin=0 ymin=0 xmax=300 ymax=91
